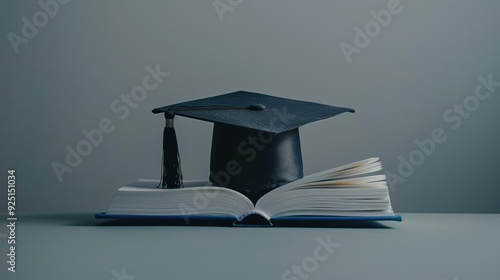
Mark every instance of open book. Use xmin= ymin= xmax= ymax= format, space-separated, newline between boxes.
xmin=96 ymin=158 xmax=401 ymax=226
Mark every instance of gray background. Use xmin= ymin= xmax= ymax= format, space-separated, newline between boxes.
xmin=1 ymin=0 xmax=500 ymax=214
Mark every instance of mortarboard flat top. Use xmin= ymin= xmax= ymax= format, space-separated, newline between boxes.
xmin=152 ymin=91 xmax=355 ymax=133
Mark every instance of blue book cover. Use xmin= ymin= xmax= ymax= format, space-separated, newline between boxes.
xmin=95 ymin=212 xmax=402 ymax=227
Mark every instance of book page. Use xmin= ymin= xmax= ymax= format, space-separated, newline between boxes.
xmin=106 ymin=180 xmax=255 ymax=217
xmin=255 ymin=158 xmax=394 ymax=218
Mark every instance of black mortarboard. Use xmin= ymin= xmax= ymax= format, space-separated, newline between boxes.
xmin=152 ymin=91 xmax=355 ymax=202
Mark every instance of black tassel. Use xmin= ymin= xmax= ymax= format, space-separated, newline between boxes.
xmin=160 ymin=112 xmax=183 ymax=188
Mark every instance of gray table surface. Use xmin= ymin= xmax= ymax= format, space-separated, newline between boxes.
xmin=1 ymin=213 xmax=499 ymax=280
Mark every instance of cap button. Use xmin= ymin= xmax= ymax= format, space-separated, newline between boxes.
xmin=247 ymin=104 xmax=265 ymax=111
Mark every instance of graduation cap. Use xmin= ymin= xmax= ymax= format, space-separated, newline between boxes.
xmin=152 ymin=91 xmax=355 ymax=201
